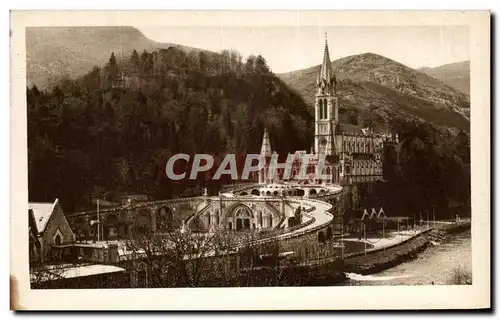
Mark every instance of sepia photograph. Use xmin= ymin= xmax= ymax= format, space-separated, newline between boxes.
xmin=10 ymin=10 xmax=490 ymax=310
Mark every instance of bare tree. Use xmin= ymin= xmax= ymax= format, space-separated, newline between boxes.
xmin=124 ymin=229 xmax=243 ymax=287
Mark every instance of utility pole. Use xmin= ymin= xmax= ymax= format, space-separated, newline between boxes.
xmin=341 ymin=214 xmax=344 ymax=260
xmin=433 ymin=207 xmax=436 ymax=229
xmin=382 ymin=218 xmax=385 ymax=252
xmin=364 ymin=223 xmax=367 ymax=255
xmin=412 ymin=213 xmax=415 ymax=234
xmin=397 ymin=218 xmax=401 ymax=240
xmin=97 ymin=199 xmax=100 ymax=242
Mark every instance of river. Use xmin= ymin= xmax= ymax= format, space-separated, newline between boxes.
xmin=344 ymin=230 xmax=471 ymax=286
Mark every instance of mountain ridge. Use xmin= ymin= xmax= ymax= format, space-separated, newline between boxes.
xmin=26 ymin=26 xmax=203 ymax=89
xmin=418 ymin=60 xmax=470 ymax=94
xmin=279 ymin=53 xmax=470 ymax=132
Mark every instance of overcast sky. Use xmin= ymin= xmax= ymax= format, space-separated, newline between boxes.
xmin=138 ymin=25 xmax=469 ymax=73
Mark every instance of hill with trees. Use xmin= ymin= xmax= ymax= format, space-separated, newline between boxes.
xmin=26 ymin=26 xmax=199 ymax=90
xmin=27 ymin=47 xmax=313 ymax=211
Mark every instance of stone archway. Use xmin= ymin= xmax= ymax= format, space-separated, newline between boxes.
xmin=156 ymin=206 xmax=174 ymax=232
xmin=310 ymin=189 xmax=317 ymax=196
xmin=226 ymin=203 xmax=254 ymax=232
xmin=251 ymin=189 xmax=260 ymax=196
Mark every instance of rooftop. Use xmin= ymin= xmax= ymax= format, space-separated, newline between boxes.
xmin=28 ymin=199 xmax=58 ymax=233
xmin=31 ymin=264 xmax=126 ymax=282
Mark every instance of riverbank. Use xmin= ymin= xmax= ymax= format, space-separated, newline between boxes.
xmin=345 ymin=229 xmax=472 ymax=286
xmin=343 ymin=232 xmax=430 ymax=275
xmin=342 ymin=220 xmax=470 ymax=276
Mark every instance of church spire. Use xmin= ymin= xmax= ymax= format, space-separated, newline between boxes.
xmin=317 ymin=33 xmax=336 ymax=95
xmin=260 ymin=127 xmax=272 ymax=157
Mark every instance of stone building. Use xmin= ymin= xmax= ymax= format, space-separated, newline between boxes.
xmin=28 ymin=198 xmax=75 ymax=263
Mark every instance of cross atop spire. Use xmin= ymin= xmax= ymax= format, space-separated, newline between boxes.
xmin=317 ymin=33 xmax=336 ymax=95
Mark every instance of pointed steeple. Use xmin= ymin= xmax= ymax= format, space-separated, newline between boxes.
xmin=317 ymin=33 xmax=336 ymax=95
xmin=260 ymin=127 xmax=272 ymax=157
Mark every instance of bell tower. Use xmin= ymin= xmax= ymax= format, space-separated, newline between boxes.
xmin=314 ymin=33 xmax=338 ymax=156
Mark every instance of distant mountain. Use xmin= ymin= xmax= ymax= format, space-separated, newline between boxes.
xmin=419 ymin=61 xmax=470 ymax=94
xmin=279 ymin=53 xmax=470 ymax=132
xmin=26 ymin=26 xmax=200 ymax=89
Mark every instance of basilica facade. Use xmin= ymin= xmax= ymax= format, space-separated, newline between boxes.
xmin=258 ymin=36 xmax=399 ymax=186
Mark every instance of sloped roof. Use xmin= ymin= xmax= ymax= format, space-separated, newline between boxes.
xmin=28 ymin=199 xmax=58 ymax=234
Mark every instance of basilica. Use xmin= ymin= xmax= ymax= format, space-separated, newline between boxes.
xmin=258 ymin=36 xmax=399 ymax=186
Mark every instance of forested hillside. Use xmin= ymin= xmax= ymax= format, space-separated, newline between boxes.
xmin=380 ymin=118 xmax=470 ymax=219
xmin=27 ymin=48 xmax=313 ymax=211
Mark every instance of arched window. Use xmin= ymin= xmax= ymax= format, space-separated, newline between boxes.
xmin=323 ymin=99 xmax=328 ymax=119
xmin=55 ymin=234 xmax=62 ymax=245
xmin=318 ymin=100 xmax=323 ymax=119
xmin=53 ymin=229 xmax=63 ymax=245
